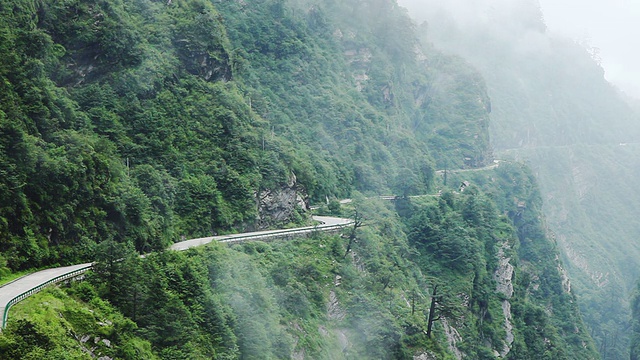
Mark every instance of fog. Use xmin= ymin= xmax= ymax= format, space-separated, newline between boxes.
xmin=398 ymin=0 xmax=640 ymax=98
xmin=539 ymin=0 xmax=640 ymax=98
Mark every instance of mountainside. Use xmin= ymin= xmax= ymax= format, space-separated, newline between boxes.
xmin=3 ymin=173 xmax=600 ymax=359
xmin=0 ymin=0 xmax=494 ymax=272
xmin=399 ymin=0 xmax=640 ymax=358
xmin=0 ymin=0 xmax=600 ymax=359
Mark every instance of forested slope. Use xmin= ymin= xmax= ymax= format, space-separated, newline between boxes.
xmin=2 ymin=172 xmax=599 ymax=359
xmin=0 ymin=0 xmax=493 ymax=272
xmin=399 ymin=0 xmax=640 ymax=358
xmin=0 ymin=0 xmax=599 ymax=358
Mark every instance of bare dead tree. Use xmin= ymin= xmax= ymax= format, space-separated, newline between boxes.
xmin=427 ymin=284 xmax=439 ymax=338
xmin=344 ymin=210 xmax=363 ymax=258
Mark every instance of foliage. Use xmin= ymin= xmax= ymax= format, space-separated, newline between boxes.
xmin=442 ymin=163 xmax=599 ymax=359
xmin=0 ymin=286 xmax=156 ymax=360
xmin=411 ymin=3 xmax=640 ymax=357
xmin=2 ymin=176 xmax=599 ymax=358
xmin=0 ymin=0 xmax=603 ymax=359
xmin=0 ymin=0 xmax=493 ymax=274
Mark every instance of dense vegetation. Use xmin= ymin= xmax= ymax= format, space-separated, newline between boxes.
xmin=1 ymin=167 xmax=598 ymax=358
xmin=0 ymin=0 xmax=493 ymax=273
xmin=400 ymin=0 xmax=640 ymax=358
xmin=0 ymin=0 xmax=605 ymax=358
xmin=632 ymin=284 xmax=640 ymax=360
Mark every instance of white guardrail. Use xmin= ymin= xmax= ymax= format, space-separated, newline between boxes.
xmin=1 ymin=216 xmax=353 ymax=329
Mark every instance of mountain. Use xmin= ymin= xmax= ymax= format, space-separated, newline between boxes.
xmin=399 ymin=0 xmax=640 ymax=358
xmin=0 ymin=0 xmax=496 ymax=271
xmin=0 ymin=0 xmax=599 ymax=358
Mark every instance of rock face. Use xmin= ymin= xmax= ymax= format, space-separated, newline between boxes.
xmin=442 ymin=318 xmax=464 ymax=360
xmin=184 ymin=50 xmax=232 ymax=82
xmin=494 ymin=242 xmax=515 ymax=358
xmin=256 ymin=172 xmax=308 ymax=229
xmin=413 ymin=352 xmax=439 ymax=360
xmin=327 ymin=290 xmax=346 ymax=321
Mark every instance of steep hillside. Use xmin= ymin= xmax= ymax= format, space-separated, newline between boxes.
xmin=2 ymin=173 xmax=599 ymax=359
xmin=0 ymin=0 xmax=491 ymax=272
xmin=399 ymin=0 xmax=640 ymax=358
xmin=632 ymin=283 xmax=640 ymax=360
xmin=0 ymin=0 xmax=600 ymax=359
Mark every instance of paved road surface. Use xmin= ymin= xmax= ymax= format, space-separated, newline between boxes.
xmin=435 ymin=160 xmax=502 ymax=175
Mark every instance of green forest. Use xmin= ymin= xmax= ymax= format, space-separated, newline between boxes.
xmin=400 ymin=1 xmax=640 ymax=358
xmin=0 ymin=0 xmax=494 ymax=272
xmin=0 ymin=0 xmax=634 ymax=358
xmin=2 ymin=168 xmax=599 ymax=359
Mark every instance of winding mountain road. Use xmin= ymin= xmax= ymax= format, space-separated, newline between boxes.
xmin=0 ymin=160 xmax=508 ymax=329
xmin=0 ymin=215 xmax=352 ymax=329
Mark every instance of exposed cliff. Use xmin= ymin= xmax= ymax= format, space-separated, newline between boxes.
xmin=256 ymin=172 xmax=308 ymax=229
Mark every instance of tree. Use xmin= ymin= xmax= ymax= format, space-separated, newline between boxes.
xmin=91 ymin=239 xmax=144 ymax=319
xmin=343 ymin=209 xmax=363 ymax=258
xmin=394 ymin=167 xmax=420 ymax=198
xmin=327 ymin=199 xmax=341 ymax=216
xmin=408 ymin=203 xmax=480 ymax=273
xmin=426 ymin=284 xmax=439 ymax=338
xmin=425 ymin=283 xmax=463 ymax=338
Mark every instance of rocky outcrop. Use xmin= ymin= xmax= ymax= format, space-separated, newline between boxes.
xmin=495 ymin=244 xmax=515 ymax=298
xmin=413 ymin=352 xmax=439 ymax=360
xmin=73 ymin=332 xmax=114 ymax=360
xmin=256 ymin=172 xmax=308 ymax=229
xmin=324 ymin=290 xmax=351 ymax=355
xmin=494 ymin=242 xmax=515 ymax=358
xmin=442 ymin=318 xmax=464 ymax=360
xmin=556 ymin=254 xmax=572 ymax=293
xmin=343 ymin=47 xmax=373 ymax=91
xmin=562 ymin=239 xmax=609 ymax=288
xmin=327 ymin=290 xmax=346 ymax=321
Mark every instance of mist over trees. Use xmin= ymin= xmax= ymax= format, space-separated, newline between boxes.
xmin=0 ymin=0 xmax=628 ymax=358
xmin=400 ymin=0 xmax=640 ymax=358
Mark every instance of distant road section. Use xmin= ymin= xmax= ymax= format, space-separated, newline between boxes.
xmin=0 ymin=215 xmax=352 ymax=329
xmin=435 ymin=160 xmax=503 ymax=175
xmin=170 ymin=216 xmax=352 ymax=250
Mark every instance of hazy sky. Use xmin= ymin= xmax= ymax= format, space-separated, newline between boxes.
xmin=398 ymin=0 xmax=640 ymax=98
xmin=539 ymin=0 xmax=640 ymax=98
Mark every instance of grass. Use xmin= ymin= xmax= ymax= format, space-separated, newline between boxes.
xmin=2 ymin=283 xmax=157 ymax=360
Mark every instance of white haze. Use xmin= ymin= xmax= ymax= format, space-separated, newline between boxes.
xmin=398 ymin=0 xmax=640 ymax=99
xmin=539 ymin=0 xmax=640 ymax=99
